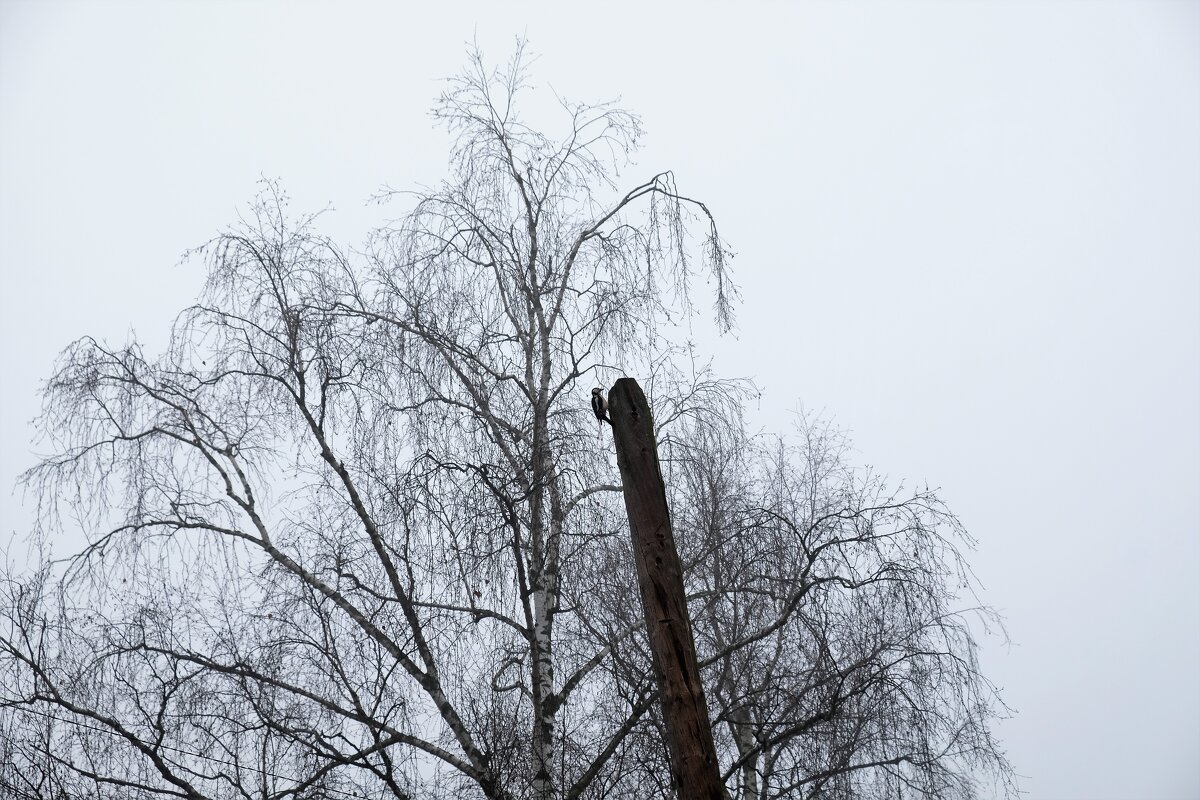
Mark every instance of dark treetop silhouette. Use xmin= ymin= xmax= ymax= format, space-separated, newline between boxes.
xmin=0 ymin=44 xmax=1014 ymax=800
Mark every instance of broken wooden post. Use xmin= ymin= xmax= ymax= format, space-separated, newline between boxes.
xmin=607 ymin=377 xmax=725 ymax=800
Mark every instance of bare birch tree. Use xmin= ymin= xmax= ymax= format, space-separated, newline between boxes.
xmin=0 ymin=45 xmax=1014 ymax=800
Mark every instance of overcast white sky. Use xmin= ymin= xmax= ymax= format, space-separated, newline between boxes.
xmin=2 ymin=2 xmax=1197 ymax=798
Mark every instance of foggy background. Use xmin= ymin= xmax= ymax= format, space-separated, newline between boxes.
xmin=2 ymin=2 xmax=1197 ymax=797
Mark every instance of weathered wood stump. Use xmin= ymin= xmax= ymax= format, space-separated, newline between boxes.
xmin=607 ymin=377 xmax=725 ymax=800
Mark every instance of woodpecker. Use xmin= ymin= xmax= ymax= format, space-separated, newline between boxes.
xmin=591 ymin=387 xmax=610 ymax=425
